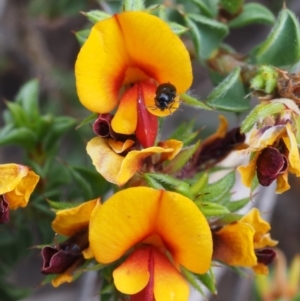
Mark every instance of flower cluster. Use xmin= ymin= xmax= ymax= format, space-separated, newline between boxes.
xmin=4 ymin=3 xmax=300 ymax=301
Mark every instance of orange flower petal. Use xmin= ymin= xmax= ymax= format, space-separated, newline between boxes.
xmin=276 ymin=171 xmax=290 ymax=193
xmin=153 ymin=248 xmax=189 ymax=301
xmin=114 ymin=12 xmax=192 ymax=94
xmin=283 ymin=123 xmax=300 ymax=176
xmin=237 ymin=153 xmax=259 ymax=188
xmin=240 ymin=208 xmax=277 ymax=249
xmin=108 ymin=139 xmax=135 ymax=154
xmin=111 ymin=85 xmax=138 ymax=134
xmin=113 ymin=247 xmax=150 ymax=294
xmin=75 ymin=12 xmax=192 ymax=113
xmin=157 ymin=139 xmax=183 ymax=162
xmin=253 ymin=263 xmax=269 ymax=275
xmin=75 ymin=16 xmax=129 ymax=113
xmin=87 ymin=137 xmax=181 ymax=186
xmin=213 ymin=222 xmax=257 ymax=267
xmin=52 ymin=198 xmax=100 ymax=236
xmin=89 ymin=187 xmax=212 ymax=274
xmin=0 ymin=164 xmax=40 ymax=209
xmin=52 ymin=272 xmax=73 ymax=287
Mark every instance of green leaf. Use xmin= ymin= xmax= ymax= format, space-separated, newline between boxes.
xmin=143 ymin=173 xmax=192 ymax=198
xmin=186 ymin=14 xmax=229 ymax=59
xmin=163 ymin=142 xmax=200 ymax=175
xmin=206 ymin=67 xmax=250 ymax=112
xmin=190 ymin=172 xmax=209 ymax=195
xmin=144 ymin=174 xmax=165 ymax=190
xmin=83 ymin=10 xmax=111 ymax=23
xmin=220 ymin=0 xmax=243 ymax=14
xmin=201 ymin=171 xmax=235 ymax=202
xmin=251 ymin=8 xmax=300 ymax=67
xmin=229 ymin=3 xmax=275 ymax=28
xmin=5 ymin=101 xmax=29 ymax=127
xmin=196 ymin=269 xmax=217 ymax=294
xmin=75 ymin=29 xmax=90 ymax=46
xmin=0 ymin=127 xmax=37 ymax=149
xmin=122 ymin=0 xmax=145 ymax=11
xmin=241 ymin=102 xmax=285 ymax=133
xmin=168 ymin=119 xmax=196 ymax=142
xmin=180 ymin=93 xmax=212 ymax=110
xmin=196 ymin=200 xmax=230 ymax=216
xmin=226 ymin=197 xmax=250 ymax=212
xmin=76 ymin=112 xmax=98 ymax=129
xmin=181 ymin=267 xmax=205 ymax=297
xmin=47 ymin=199 xmax=77 ymax=210
xmin=15 ymin=79 xmax=40 ymax=120
xmin=168 ymin=22 xmax=189 ymax=36
xmin=190 ymin=0 xmax=219 ymax=18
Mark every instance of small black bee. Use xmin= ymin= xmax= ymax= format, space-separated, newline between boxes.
xmin=154 ymin=83 xmax=177 ymax=112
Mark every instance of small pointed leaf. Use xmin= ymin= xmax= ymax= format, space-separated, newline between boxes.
xmin=196 ymin=201 xmax=230 ymax=216
xmin=180 ymin=93 xmax=212 ymax=110
xmin=122 ymin=0 xmax=145 ymax=11
xmin=83 ymin=10 xmax=111 ymax=23
xmin=5 ymin=101 xmax=29 ymax=127
xmin=201 ymin=171 xmax=235 ymax=202
xmin=220 ymin=0 xmax=243 ymax=14
xmin=196 ymin=269 xmax=217 ymax=294
xmin=226 ymin=197 xmax=250 ymax=212
xmin=75 ymin=29 xmax=90 ymax=46
xmin=186 ymin=14 xmax=229 ymax=59
xmin=0 ymin=127 xmax=37 ymax=149
xmin=190 ymin=0 xmax=219 ymax=18
xmin=229 ymin=3 xmax=275 ymax=28
xmin=206 ymin=67 xmax=250 ymax=112
xmin=251 ymin=8 xmax=300 ymax=67
xmin=168 ymin=22 xmax=189 ymax=36
xmin=15 ymin=79 xmax=40 ymax=120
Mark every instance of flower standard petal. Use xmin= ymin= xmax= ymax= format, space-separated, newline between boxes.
xmin=52 ymin=198 xmax=100 ymax=237
xmin=113 ymin=247 xmax=150 ymax=295
xmin=75 ymin=12 xmax=192 ymax=114
xmin=89 ymin=187 xmax=212 ymax=274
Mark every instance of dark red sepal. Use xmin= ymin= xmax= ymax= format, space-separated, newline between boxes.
xmin=255 ymin=248 xmax=276 ymax=266
xmin=0 ymin=195 xmax=9 ymax=224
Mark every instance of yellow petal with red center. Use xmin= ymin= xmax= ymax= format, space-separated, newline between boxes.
xmin=87 ymin=137 xmax=179 ymax=186
xmin=0 ymin=164 xmax=40 ymax=209
xmin=52 ymin=198 xmax=100 ymax=236
xmin=108 ymin=139 xmax=135 ymax=154
xmin=115 ymin=12 xmax=192 ymax=94
xmin=75 ymin=16 xmax=130 ymax=113
xmin=111 ymin=85 xmax=137 ymax=134
xmin=283 ymin=123 xmax=300 ymax=176
xmin=89 ymin=187 xmax=212 ymax=275
xmin=113 ymin=247 xmax=150 ymax=294
xmin=237 ymin=153 xmax=258 ymax=188
xmin=153 ymin=248 xmax=189 ymax=301
xmin=76 ymin=12 xmax=192 ymax=114
xmin=276 ymin=171 xmax=290 ymax=193
xmin=213 ymin=222 xmax=257 ymax=266
xmin=240 ymin=208 xmax=277 ymax=249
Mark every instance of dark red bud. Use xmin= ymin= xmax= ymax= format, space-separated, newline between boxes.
xmin=255 ymin=248 xmax=276 ymax=266
xmin=256 ymin=147 xmax=288 ymax=186
xmin=0 ymin=195 xmax=9 ymax=224
xmin=93 ymin=113 xmax=114 ymax=137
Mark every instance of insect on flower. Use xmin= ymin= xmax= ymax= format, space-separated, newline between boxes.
xmin=154 ymin=83 xmax=177 ymax=112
